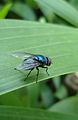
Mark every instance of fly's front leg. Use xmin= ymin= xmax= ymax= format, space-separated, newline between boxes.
xmin=36 ymin=67 xmax=39 ymax=83
xmin=42 ymin=66 xmax=49 ymax=76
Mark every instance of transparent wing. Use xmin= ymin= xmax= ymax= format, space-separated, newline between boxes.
xmin=12 ymin=52 xmax=33 ymax=60
xmin=15 ymin=58 xmax=40 ymax=70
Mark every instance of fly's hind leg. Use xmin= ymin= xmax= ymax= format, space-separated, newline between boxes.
xmin=14 ymin=67 xmax=26 ymax=76
xmin=25 ymin=68 xmax=34 ymax=81
xmin=15 ymin=67 xmax=34 ymax=81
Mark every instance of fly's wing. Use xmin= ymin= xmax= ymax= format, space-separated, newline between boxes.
xmin=15 ymin=58 xmax=40 ymax=70
xmin=12 ymin=52 xmax=33 ymax=60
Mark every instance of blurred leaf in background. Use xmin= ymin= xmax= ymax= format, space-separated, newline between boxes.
xmin=49 ymin=96 xmax=78 ymax=115
xmin=12 ymin=2 xmax=37 ymax=20
xmin=0 ymin=2 xmax=12 ymax=18
xmin=0 ymin=106 xmax=78 ymax=120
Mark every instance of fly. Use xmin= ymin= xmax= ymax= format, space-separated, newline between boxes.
xmin=13 ymin=52 xmax=52 ymax=83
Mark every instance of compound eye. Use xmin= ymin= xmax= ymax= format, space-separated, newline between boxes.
xmin=47 ymin=58 xmax=52 ymax=66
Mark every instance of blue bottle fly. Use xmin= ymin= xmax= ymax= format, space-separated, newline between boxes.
xmin=13 ymin=52 xmax=52 ymax=83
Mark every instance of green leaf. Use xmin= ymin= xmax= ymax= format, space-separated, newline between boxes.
xmin=0 ymin=20 xmax=78 ymax=95
xmin=0 ymin=88 xmax=28 ymax=107
xmin=12 ymin=2 xmax=36 ymax=20
xmin=0 ymin=3 xmax=12 ymax=19
xmin=0 ymin=105 xmax=78 ymax=120
xmin=26 ymin=83 xmax=40 ymax=107
xmin=54 ymin=85 xmax=68 ymax=99
xmin=40 ymin=84 xmax=54 ymax=108
xmin=49 ymin=96 xmax=78 ymax=115
xmin=35 ymin=0 xmax=55 ymax=22
xmin=26 ymin=0 xmax=37 ymax=9
xmin=70 ymin=0 xmax=78 ymax=9
xmin=53 ymin=76 xmax=61 ymax=90
xmin=35 ymin=0 xmax=78 ymax=27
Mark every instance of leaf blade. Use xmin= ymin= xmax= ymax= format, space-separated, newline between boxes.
xmin=35 ymin=0 xmax=78 ymax=27
xmin=0 ymin=105 xmax=78 ymax=120
xmin=0 ymin=20 xmax=78 ymax=95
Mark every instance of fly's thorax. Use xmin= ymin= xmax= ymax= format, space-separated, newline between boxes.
xmin=34 ymin=55 xmax=52 ymax=66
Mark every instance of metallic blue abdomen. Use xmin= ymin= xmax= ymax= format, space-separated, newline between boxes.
xmin=34 ymin=55 xmax=47 ymax=64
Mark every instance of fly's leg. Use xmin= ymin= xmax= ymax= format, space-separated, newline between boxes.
xmin=14 ymin=68 xmax=26 ymax=75
xmin=46 ymin=67 xmax=49 ymax=76
xmin=36 ymin=67 xmax=39 ymax=83
xmin=24 ymin=68 xmax=34 ymax=81
xmin=42 ymin=66 xmax=49 ymax=76
xmin=15 ymin=67 xmax=34 ymax=81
